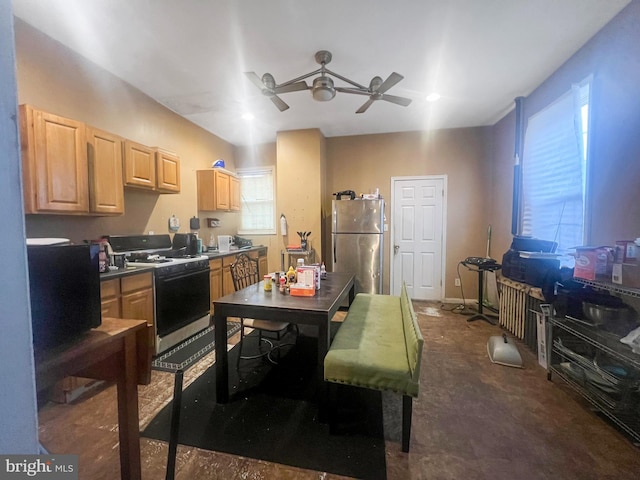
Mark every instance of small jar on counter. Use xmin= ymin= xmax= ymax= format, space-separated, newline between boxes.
xmin=263 ymin=274 xmax=272 ymax=292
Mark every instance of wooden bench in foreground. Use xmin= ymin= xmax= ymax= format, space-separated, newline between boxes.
xmin=324 ymin=283 xmax=424 ymax=452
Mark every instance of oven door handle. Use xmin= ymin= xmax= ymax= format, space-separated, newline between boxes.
xmin=157 ymin=268 xmax=209 ymax=283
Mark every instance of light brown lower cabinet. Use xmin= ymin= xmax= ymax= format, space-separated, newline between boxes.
xmin=222 ymin=255 xmax=236 ymax=297
xmin=209 ymin=258 xmax=223 ymax=314
xmin=51 ymin=272 xmax=154 ymax=403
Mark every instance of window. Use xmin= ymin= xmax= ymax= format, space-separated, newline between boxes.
xmin=520 ymin=78 xmax=591 ymax=258
xmin=237 ymin=167 xmax=276 ymax=235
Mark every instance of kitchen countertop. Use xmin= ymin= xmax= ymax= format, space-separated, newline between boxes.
xmin=202 ymin=245 xmax=266 ymax=259
xmin=100 ymin=265 xmax=155 ymax=281
xmin=99 ymin=246 xmax=267 ymax=280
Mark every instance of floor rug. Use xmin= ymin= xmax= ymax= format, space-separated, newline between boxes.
xmin=142 ymin=323 xmax=387 ymax=480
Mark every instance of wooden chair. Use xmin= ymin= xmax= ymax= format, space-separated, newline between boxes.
xmin=229 ymin=253 xmax=294 ymax=365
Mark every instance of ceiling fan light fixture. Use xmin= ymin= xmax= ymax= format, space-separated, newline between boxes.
xmin=312 ymin=75 xmax=336 ymax=102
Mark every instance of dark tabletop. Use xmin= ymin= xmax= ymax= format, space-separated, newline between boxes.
xmin=213 ymin=272 xmax=355 ymax=319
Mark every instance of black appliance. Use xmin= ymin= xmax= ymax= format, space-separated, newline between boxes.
xmin=108 ymin=234 xmax=210 ymax=354
xmin=333 ymin=190 xmax=356 ymax=200
xmin=154 ymin=260 xmax=211 ymax=338
xmin=501 ymin=236 xmax=560 ymax=288
xmin=172 ymin=233 xmax=199 ymax=256
xmin=26 ymin=243 xmax=101 ymax=350
xmin=233 ymin=235 xmax=253 ymax=248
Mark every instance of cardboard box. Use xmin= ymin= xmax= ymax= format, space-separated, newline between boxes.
xmin=615 ymin=240 xmax=637 ymax=263
xmin=573 ymin=246 xmax=613 ymax=281
xmin=289 ymin=284 xmax=316 ymax=296
xmin=296 ymin=266 xmax=316 ymax=288
xmin=612 ymin=263 xmax=640 ymax=289
xmin=533 ymin=304 xmax=552 ymax=369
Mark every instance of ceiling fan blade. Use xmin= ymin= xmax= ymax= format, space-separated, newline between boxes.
xmin=356 ymin=98 xmax=375 ymax=114
xmin=270 ymin=95 xmax=290 ymax=112
xmin=245 ymin=71 xmax=266 ymax=90
xmin=274 ymin=81 xmax=309 ymax=94
xmin=380 ymin=93 xmax=412 ymax=107
xmin=376 ymin=72 xmax=404 ymax=94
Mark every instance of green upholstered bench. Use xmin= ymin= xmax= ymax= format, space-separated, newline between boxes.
xmin=324 ymin=283 xmax=424 ymax=452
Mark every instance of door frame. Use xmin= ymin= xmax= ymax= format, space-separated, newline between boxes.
xmin=390 ymin=175 xmax=448 ymax=299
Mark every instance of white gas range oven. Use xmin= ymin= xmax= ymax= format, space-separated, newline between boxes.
xmin=108 ymin=234 xmax=210 ymax=355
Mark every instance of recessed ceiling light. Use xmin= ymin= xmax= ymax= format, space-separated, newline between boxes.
xmin=242 ymin=112 xmax=255 ymax=121
xmin=426 ymin=93 xmax=441 ymax=102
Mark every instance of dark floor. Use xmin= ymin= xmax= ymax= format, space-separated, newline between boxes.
xmin=37 ymin=303 xmax=640 ymax=479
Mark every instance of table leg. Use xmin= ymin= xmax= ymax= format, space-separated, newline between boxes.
xmin=318 ymin=317 xmax=330 ymax=423
xmin=214 ymin=314 xmax=230 ymax=403
xmin=116 ymin=335 xmax=142 ymax=480
xmin=165 ymin=370 xmax=184 ymax=480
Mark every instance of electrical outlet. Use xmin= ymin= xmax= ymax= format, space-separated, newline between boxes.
xmin=455 ymin=278 xmax=461 ymax=287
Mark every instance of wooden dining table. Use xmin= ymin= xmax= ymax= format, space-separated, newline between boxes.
xmin=35 ymin=318 xmax=151 ymax=480
xmin=213 ymin=272 xmax=355 ymax=404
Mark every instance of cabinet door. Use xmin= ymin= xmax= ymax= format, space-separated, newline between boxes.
xmin=101 ymin=296 xmax=121 ymax=318
xmin=209 ymin=259 xmax=223 ymax=313
xmin=215 ymin=170 xmax=230 ymax=210
xmin=121 ymin=288 xmax=154 ymax=324
xmin=123 ymin=140 xmax=156 ymax=190
xmin=87 ymin=127 xmax=124 ymax=214
xmin=20 ymin=105 xmax=89 ymax=213
xmin=222 ymin=255 xmax=236 ymax=296
xmin=197 ymin=170 xmax=216 ymax=211
xmin=155 ymin=148 xmax=181 ymax=193
xmin=230 ymin=175 xmax=241 ymax=211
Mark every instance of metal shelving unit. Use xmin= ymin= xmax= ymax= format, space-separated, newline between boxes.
xmin=547 ymin=279 xmax=640 ymax=445
xmin=573 ymin=277 xmax=640 ymax=299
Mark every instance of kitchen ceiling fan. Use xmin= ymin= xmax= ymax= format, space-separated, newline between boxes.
xmin=245 ymin=50 xmax=412 ymax=113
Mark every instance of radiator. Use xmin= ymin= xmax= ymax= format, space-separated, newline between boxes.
xmin=497 ymin=275 xmax=546 ymax=352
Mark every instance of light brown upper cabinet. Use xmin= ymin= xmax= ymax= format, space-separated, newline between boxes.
xmin=197 ymin=169 xmax=239 ymax=211
xmin=123 ymin=140 xmax=156 ymax=190
xmin=20 ymin=105 xmax=89 ymax=214
xmin=230 ymin=175 xmax=241 ymax=211
xmin=155 ymin=148 xmax=181 ymax=193
xmin=87 ymin=127 xmax=125 ymax=214
xmin=123 ymin=141 xmax=181 ymax=193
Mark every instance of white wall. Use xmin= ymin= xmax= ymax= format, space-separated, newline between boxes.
xmin=0 ymin=0 xmax=39 ymax=453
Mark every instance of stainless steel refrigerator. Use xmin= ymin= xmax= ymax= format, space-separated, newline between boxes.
xmin=332 ymin=199 xmax=384 ymax=295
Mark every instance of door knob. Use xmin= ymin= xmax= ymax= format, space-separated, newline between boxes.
xmin=394 ymin=245 xmax=400 ymax=254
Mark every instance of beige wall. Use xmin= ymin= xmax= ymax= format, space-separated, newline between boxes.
xmin=15 ymin=19 xmax=238 ymax=245
xmin=326 ymin=128 xmax=493 ymax=296
xmin=276 ymin=129 xmax=325 ymax=269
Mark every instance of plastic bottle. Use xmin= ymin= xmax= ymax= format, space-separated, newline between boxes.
xmin=320 ymin=262 xmax=327 ymax=279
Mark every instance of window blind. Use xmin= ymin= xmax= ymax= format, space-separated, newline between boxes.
xmin=237 ymin=167 xmax=276 ymax=235
xmin=521 ymin=83 xmax=588 ymax=255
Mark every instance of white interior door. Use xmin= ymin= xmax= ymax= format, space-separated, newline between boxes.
xmin=391 ymin=176 xmax=446 ymax=300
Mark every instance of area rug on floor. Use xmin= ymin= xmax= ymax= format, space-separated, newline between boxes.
xmin=151 ymin=322 xmax=241 ymax=372
xmin=142 ymin=323 xmax=387 ymax=480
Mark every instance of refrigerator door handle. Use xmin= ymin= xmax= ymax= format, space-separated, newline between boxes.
xmin=333 ymin=241 xmax=337 ymax=264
